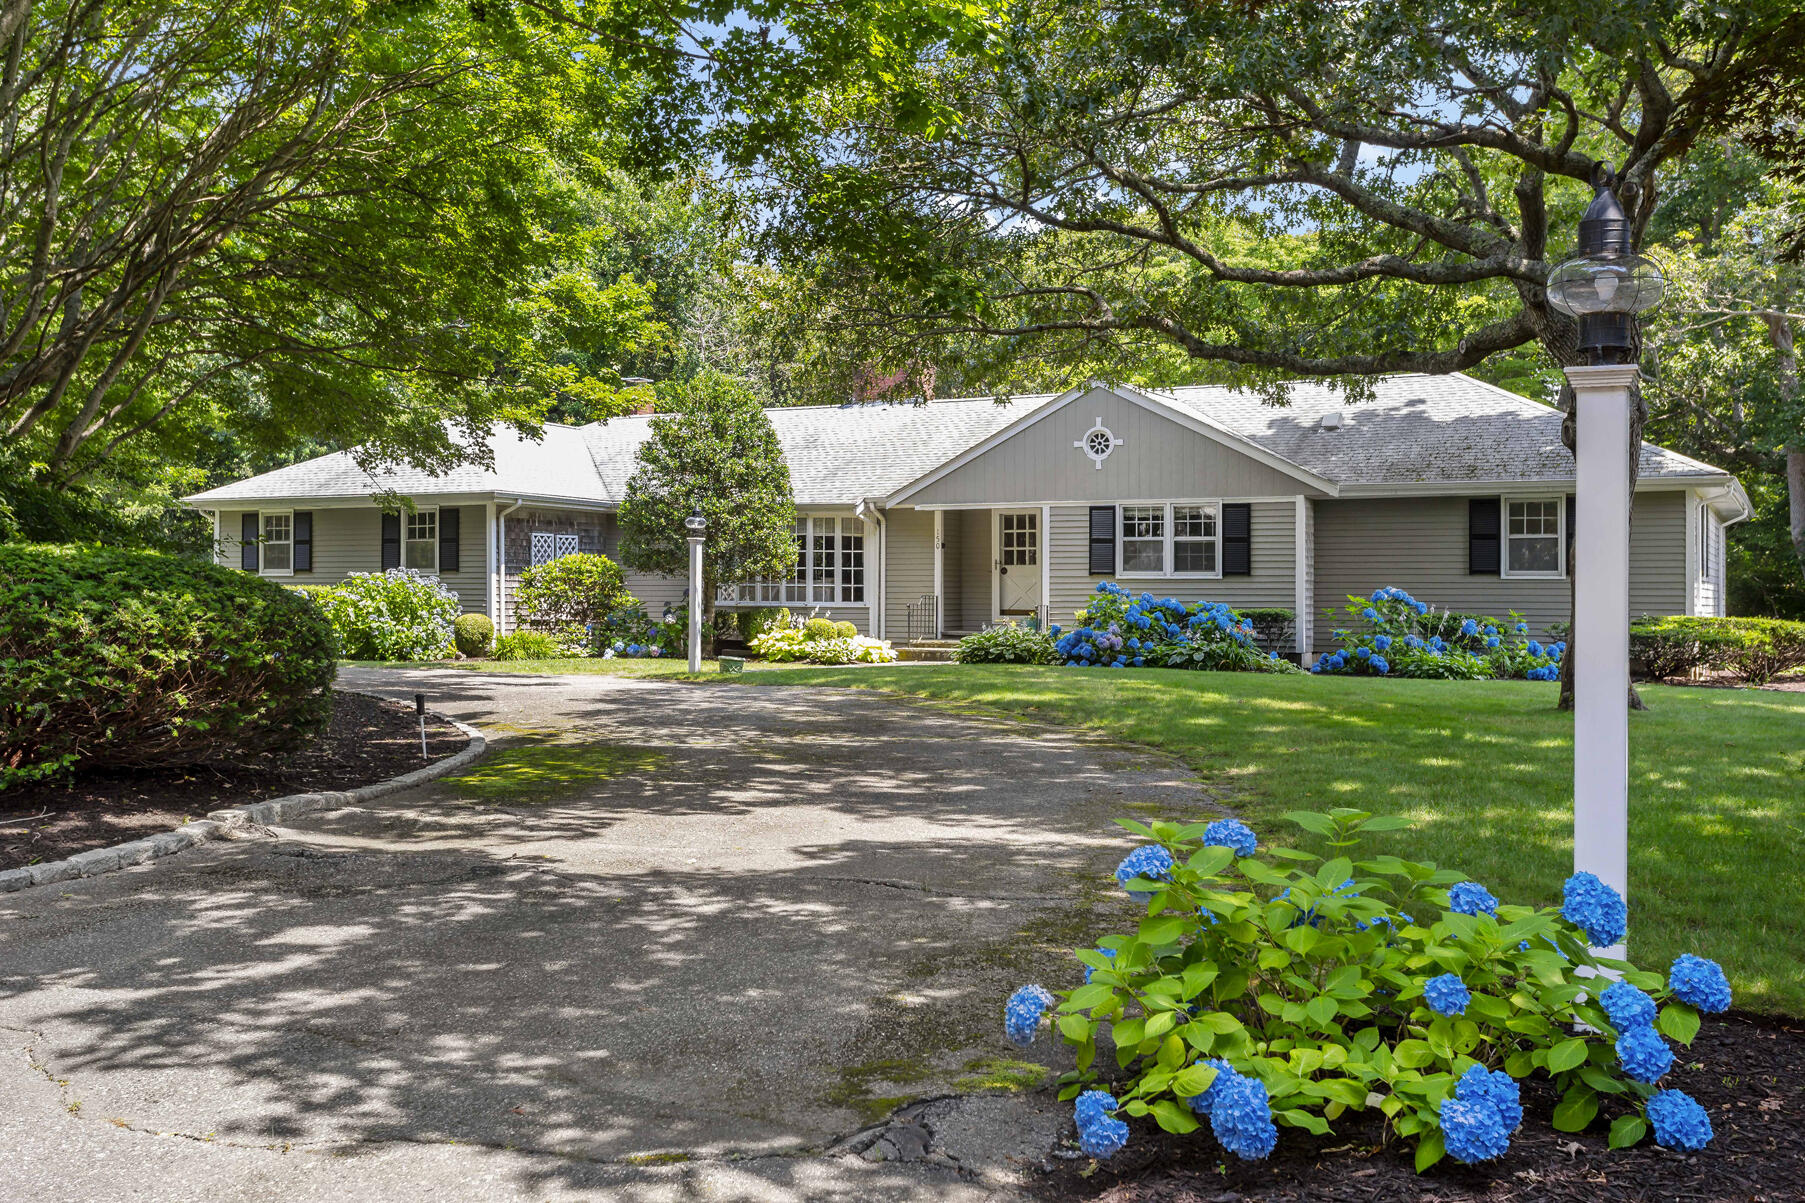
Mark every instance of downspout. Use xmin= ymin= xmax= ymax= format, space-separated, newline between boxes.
xmin=856 ymin=498 xmax=886 ymax=640
xmin=496 ymin=498 xmax=525 ymax=633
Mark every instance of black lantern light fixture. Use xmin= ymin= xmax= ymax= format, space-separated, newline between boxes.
xmin=1545 ymin=164 xmax=1666 ymax=365
xmin=683 ymin=507 xmax=707 ymax=536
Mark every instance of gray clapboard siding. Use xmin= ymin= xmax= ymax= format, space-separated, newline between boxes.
xmin=900 ymin=386 xmax=1329 ymax=507
xmin=948 ymin=509 xmax=995 ymax=630
xmin=1045 ymin=500 xmax=1297 ymax=626
xmin=215 ymin=505 xmax=488 ymax=614
xmin=883 ymin=507 xmax=937 ymax=637
xmin=1310 ymin=491 xmax=1689 ymax=649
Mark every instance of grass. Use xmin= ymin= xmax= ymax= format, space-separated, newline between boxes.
xmin=738 ymin=665 xmax=1805 ymax=1017
xmin=446 ymin=743 xmax=669 ymax=802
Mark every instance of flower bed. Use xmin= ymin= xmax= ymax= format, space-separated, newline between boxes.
xmin=1313 ymin=587 xmax=1563 ymax=680
xmin=1005 ymin=810 xmax=1730 ymax=1172
xmin=748 ymin=625 xmax=898 ymax=664
xmin=1051 ymin=583 xmax=1298 ymax=673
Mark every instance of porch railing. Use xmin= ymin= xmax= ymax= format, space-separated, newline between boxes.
xmin=903 ymin=594 xmax=939 ymax=642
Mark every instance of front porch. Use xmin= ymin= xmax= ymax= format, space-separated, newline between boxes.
xmin=899 ymin=507 xmax=1051 ymax=641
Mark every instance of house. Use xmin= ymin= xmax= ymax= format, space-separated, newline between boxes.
xmin=185 ymin=374 xmax=1750 ymax=657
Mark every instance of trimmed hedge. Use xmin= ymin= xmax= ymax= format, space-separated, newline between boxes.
xmin=1631 ymin=616 xmax=1805 ymax=685
xmin=1 ymin=544 xmax=335 ymax=789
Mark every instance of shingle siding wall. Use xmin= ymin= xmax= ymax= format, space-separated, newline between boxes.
xmin=1045 ymin=501 xmax=1297 ymax=626
xmin=1310 ymin=490 xmax=1690 ymax=649
xmin=215 ymin=505 xmax=489 ymax=615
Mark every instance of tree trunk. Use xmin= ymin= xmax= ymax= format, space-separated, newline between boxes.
xmin=1764 ymin=311 xmax=1804 ymax=577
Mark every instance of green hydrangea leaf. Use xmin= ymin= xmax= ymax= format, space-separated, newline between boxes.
xmin=1608 ymin=1114 xmax=1649 ymax=1149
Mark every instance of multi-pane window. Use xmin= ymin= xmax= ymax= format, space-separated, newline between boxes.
xmin=728 ymin=516 xmax=866 ymax=604
xmin=530 ymin=530 xmax=579 ymax=568
xmin=261 ymin=512 xmax=293 ymax=573
xmin=1121 ymin=502 xmax=1220 ymax=577
xmin=1000 ymin=512 xmax=1037 ymax=567
xmin=405 ymin=509 xmax=438 ymax=571
xmin=1172 ymin=505 xmax=1217 ymax=573
xmin=1505 ymin=499 xmax=1561 ymax=576
xmin=1121 ymin=505 xmax=1165 ymax=572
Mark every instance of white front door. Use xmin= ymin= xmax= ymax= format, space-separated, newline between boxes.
xmin=996 ymin=510 xmax=1042 ymax=615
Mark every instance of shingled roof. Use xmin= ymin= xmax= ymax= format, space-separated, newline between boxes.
xmin=186 ymin=373 xmax=1735 ymax=508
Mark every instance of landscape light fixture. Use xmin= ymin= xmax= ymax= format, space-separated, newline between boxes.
xmin=684 ymin=509 xmax=708 ymax=535
xmin=1551 ymin=161 xmax=1668 ymax=961
xmin=1545 ymin=165 xmax=1666 ymax=365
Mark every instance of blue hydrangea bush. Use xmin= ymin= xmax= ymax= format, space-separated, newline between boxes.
xmin=1313 ymin=588 xmax=1564 ymax=680
xmin=596 ymin=600 xmax=687 ymax=659
xmin=1006 ymin=809 xmax=1729 ymax=1171
xmin=1052 ymin=582 xmax=1299 ymax=673
xmin=315 ymin=568 xmax=460 ymax=661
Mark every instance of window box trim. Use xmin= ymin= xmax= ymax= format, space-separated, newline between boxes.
xmin=258 ymin=509 xmax=294 ymax=578
xmin=1499 ymin=494 xmax=1566 ymax=580
xmin=1114 ymin=499 xmax=1224 ymax=580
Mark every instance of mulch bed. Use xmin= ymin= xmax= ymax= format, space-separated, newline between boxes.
xmin=0 ymin=691 xmax=468 ymax=871
xmin=1026 ymin=1012 xmax=1802 ymax=1203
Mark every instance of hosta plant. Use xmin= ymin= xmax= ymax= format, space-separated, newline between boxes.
xmin=1005 ymin=809 xmax=1726 ymax=1170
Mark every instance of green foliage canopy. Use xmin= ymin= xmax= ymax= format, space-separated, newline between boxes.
xmin=617 ymin=371 xmax=795 ymax=616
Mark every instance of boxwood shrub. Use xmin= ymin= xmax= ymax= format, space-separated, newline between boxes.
xmin=1 ymin=544 xmax=335 ymax=789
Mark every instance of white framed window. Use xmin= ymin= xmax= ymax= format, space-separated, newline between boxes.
xmin=1119 ymin=502 xmax=1222 ymax=577
xmin=1697 ymin=504 xmax=1714 ymax=581
xmin=260 ymin=511 xmax=293 ymax=576
xmin=405 ymin=507 xmax=438 ymax=571
xmin=1502 ymin=497 xmax=1563 ymax=578
xmin=530 ymin=530 xmax=580 ymax=568
xmin=730 ymin=516 xmax=866 ymax=605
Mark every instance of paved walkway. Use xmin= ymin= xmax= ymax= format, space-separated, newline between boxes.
xmin=0 ymin=668 xmax=1212 ymax=1202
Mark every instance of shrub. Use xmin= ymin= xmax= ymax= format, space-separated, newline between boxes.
xmin=595 ymin=600 xmax=684 ymax=659
xmin=1236 ymin=608 xmax=1296 ymax=654
xmin=748 ymin=626 xmax=898 ymax=663
xmin=1053 ymin=583 xmax=1299 ymax=673
xmin=1 ymin=544 xmax=334 ymax=788
xmin=832 ymin=619 xmax=859 ymax=639
xmin=1630 ymin=616 xmax=1805 ymax=685
xmin=453 ymin=613 xmax=494 ymax=657
xmin=494 ymin=630 xmax=568 ymax=660
xmin=802 ymin=616 xmax=839 ymax=640
xmin=315 ymin=568 xmax=460 ymax=661
xmin=956 ymin=624 xmax=1059 ymax=664
xmin=514 ymin=553 xmax=630 ymax=630
xmin=741 ymin=607 xmax=791 ymax=642
xmin=1314 ymin=588 xmax=1560 ymax=680
xmin=1005 ymin=809 xmax=1728 ymax=1171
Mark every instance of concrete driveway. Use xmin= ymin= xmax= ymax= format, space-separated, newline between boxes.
xmin=0 ymin=668 xmax=1213 ymax=1202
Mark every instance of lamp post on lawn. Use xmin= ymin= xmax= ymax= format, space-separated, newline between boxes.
xmin=1546 ymin=164 xmax=1666 ymax=959
xmin=684 ymin=508 xmax=707 ymax=673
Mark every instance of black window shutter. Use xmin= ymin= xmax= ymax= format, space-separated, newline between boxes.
xmin=240 ymin=512 xmax=259 ymax=571
xmin=1566 ymin=494 xmax=1576 ymax=565
xmin=293 ymin=511 xmax=312 ymax=573
xmin=1087 ymin=505 xmax=1116 ymax=575
xmin=381 ymin=512 xmax=401 ymax=570
xmin=1222 ymin=503 xmax=1252 ymax=575
xmin=438 ymin=507 xmax=460 ymax=574
xmin=1468 ymin=498 xmax=1501 ymax=574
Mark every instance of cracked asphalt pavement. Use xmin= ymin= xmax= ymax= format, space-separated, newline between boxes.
xmin=0 ymin=667 xmax=1213 ymax=1202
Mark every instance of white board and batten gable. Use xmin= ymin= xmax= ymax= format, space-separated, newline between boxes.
xmin=885 ymin=383 xmax=1337 ymax=509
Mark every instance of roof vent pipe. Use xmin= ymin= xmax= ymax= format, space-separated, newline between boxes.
xmin=1320 ymin=412 xmax=1344 ymax=431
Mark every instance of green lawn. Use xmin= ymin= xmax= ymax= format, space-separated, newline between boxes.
xmin=740 ymin=665 xmax=1805 ymax=1017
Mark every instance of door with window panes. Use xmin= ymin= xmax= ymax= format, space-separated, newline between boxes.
xmin=996 ymin=510 xmax=1042 ymax=615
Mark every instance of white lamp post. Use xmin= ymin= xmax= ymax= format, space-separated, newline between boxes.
xmin=1546 ymin=165 xmax=1666 ymax=959
xmin=684 ymin=509 xmax=707 ymax=673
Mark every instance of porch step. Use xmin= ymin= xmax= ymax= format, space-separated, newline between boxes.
xmin=896 ymin=644 xmax=958 ymax=662
xmin=907 ymin=639 xmax=961 ymax=648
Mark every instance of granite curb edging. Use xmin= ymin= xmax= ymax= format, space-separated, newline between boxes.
xmin=0 ymin=702 xmax=486 ymax=895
